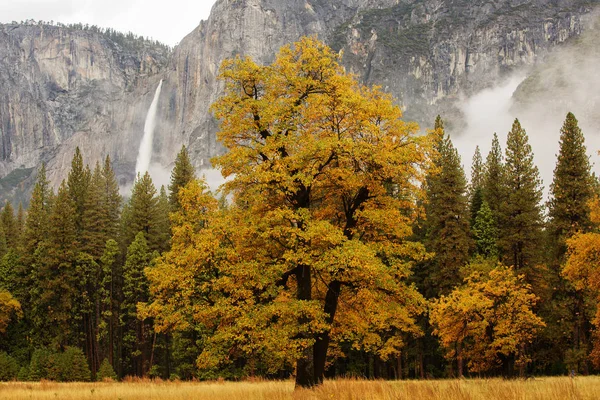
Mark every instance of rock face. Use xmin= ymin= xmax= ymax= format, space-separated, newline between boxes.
xmin=0 ymin=0 xmax=597 ymax=202
xmin=0 ymin=23 xmax=169 ymax=202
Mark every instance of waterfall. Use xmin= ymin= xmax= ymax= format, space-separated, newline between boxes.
xmin=135 ymin=80 xmax=163 ymax=177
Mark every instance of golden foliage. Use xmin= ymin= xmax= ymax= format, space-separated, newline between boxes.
xmin=0 ymin=290 xmax=22 ymax=333
xmin=145 ymin=37 xmax=434 ymax=379
xmin=564 ymin=196 xmax=600 ymax=367
xmin=430 ymin=266 xmax=545 ymax=374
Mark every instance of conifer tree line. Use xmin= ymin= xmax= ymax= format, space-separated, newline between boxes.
xmin=0 ymin=38 xmax=600 ymax=384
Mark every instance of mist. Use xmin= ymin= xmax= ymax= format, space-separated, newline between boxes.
xmin=453 ymin=15 xmax=600 ymax=201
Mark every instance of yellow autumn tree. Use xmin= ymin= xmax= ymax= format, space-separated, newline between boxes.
xmin=0 ymin=290 xmax=22 ymax=334
xmin=430 ymin=266 xmax=544 ymax=376
xmin=144 ymin=37 xmax=434 ymax=387
xmin=564 ymin=196 xmax=600 ymax=367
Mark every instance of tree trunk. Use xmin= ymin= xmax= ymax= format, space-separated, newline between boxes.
xmin=295 ymin=265 xmax=317 ymax=388
xmin=313 ymin=280 xmax=341 ymax=385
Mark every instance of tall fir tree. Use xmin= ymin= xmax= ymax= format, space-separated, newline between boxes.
xmin=155 ymin=186 xmax=171 ymax=253
xmin=121 ymin=232 xmax=153 ymax=376
xmin=548 ymin=112 xmax=594 ymax=257
xmin=1 ymin=202 xmax=17 ymax=249
xmin=102 ymin=155 xmax=122 ymax=241
xmin=67 ymin=147 xmax=91 ymax=235
xmin=30 ymin=181 xmax=78 ymax=348
xmin=81 ymin=162 xmax=107 ymax=259
xmin=121 ymin=172 xmax=162 ymax=253
xmin=469 ymin=146 xmax=485 ymax=227
xmin=422 ymin=117 xmax=471 ymax=297
xmin=544 ymin=112 xmax=595 ymax=375
xmin=472 ymin=201 xmax=498 ymax=259
xmin=482 ymin=133 xmax=505 ymax=225
xmin=168 ymin=145 xmax=196 ymax=211
xmin=23 ymin=164 xmax=54 ymax=259
xmin=498 ymin=119 xmax=544 ymax=283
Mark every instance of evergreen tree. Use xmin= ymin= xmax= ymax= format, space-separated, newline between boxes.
xmin=498 ymin=119 xmax=544 ymax=282
xmin=0 ymin=225 xmax=6 ymax=259
xmin=482 ymin=133 xmax=505 ymax=225
xmin=67 ymin=147 xmax=91 ymax=235
xmin=168 ymin=145 xmax=196 ymax=211
xmin=101 ymin=156 xmax=122 ymax=241
xmin=121 ymin=232 xmax=153 ymax=376
xmin=30 ymin=181 xmax=78 ymax=347
xmin=15 ymin=203 xmax=24 ymax=245
xmin=0 ymin=202 xmax=17 ymax=249
xmin=99 ymin=239 xmax=120 ymax=369
xmin=469 ymin=146 xmax=484 ymax=226
xmin=121 ymin=172 xmax=161 ymax=252
xmin=548 ymin=112 xmax=594 ymax=257
xmin=422 ymin=117 xmax=472 ymax=296
xmin=472 ymin=201 xmax=498 ymax=259
xmin=23 ymin=164 xmax=53 ymax=259
xmin=542 ymin=112 xmax=595 ymax=375
xmin=81 ymin=162 xmax=107 ymax=259
xmin=155 ymin=186 xmax=171 ymax=253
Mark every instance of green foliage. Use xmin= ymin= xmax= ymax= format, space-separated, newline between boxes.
xmin=498 ymin=119 xmax=544 ymax=281
xmin=0 ymin=351 xmax=19 ymax=381
xmin=482 ymin=133 xmax=505 ymax=224
xmin=28 ymin=347 xmax=90 ymax=382
xmin=422 ymin=120 xmax=471 ymax=296
xmin=121 ymin=172 xmax=164 ymax=252
xmin=168 ymin=145 xmax=196 ymax=211
xmin=97 ymin=358 xmax=117 ymax=381
xmin=548 ymin=112 xmax=594 ymax=255
xmin=59 ymin=347 xmax=91 ymax=382
xmin=472 ymin=201 xmax=498 ymax=259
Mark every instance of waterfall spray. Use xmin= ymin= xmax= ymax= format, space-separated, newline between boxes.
xmin=135 ymin=80 xmax=163 ymax=177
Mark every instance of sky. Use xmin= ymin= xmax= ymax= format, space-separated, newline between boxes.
xmin=0 ymin=0 xmax=217 ymax=46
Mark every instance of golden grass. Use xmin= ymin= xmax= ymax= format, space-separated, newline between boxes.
xmin=0 ymin=376 xmax=599 ymax=400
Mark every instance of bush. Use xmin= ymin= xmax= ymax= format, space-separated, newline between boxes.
xmin=17 ymin=366 xmax=29 ymax=381
xmin=0 ymin=351 xmax=19 ymax=381
xmin=28 ymin=348 xmax=53 ymax=381
xmin=58 ymin=347 xmax=90 ymax=382
xmin=29 ymin=347 xmax=91 ymax=382
xmin=97 ymin=358 xmax=117 ymax=381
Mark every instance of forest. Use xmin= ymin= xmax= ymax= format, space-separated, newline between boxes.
xmin=0 ymin=37 xmax=599 ymax=388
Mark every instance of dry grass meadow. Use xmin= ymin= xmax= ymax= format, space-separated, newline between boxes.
xmin=1 ymin=377 xmax=599 ymax=400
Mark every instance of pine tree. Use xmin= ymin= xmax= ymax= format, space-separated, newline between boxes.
xmin=0 ymin=225 xmax=6 ymax=259
xmin=168 ymin=145 xmax=196 ymax=211
xmin=101 ymin=156 xmax=122 ymax=242
xmin=472 ymin=201 xmax=498 ymax=259
xmin=0 ymin=202 xmax=17 ymax=249
xmin=121 ymin=172 xmax=160 ymax=252
xmin=548 ymin=112 xmax=594 ymax=257
xmin=67 ymin=147 xmax=91 ymax=235
xmin=15 ymin=203 xmax=24 ymax=245
xmin=121 ymin=232 xmax=153 ymax=376
xmin=422 ymin=117 xmax=472 ymax=296
xmin=99 ymin=240 xmax=120 ymax=369
xmin=155 ymin=186 xmax=171 ymax=253
xmin=544 ymin=112 xmax=595 ymax=375
xmin=498 ymin=119 xmax=544 ymax=282
xmin=81 ymin=162 xmax=107 ymax=259
xmin=30 ymin=181 xmax=78 ymax=347
xmin=23 ymin=164 xmax=54 ymax=259
xmin=482 ymin=133 xmax=505 ymax=225
xmin=469 ymin=146 xmax=484 ymax=226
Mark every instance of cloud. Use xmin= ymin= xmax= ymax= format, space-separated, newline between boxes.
xmin=0 ymin=0 xmax=216 ymax=45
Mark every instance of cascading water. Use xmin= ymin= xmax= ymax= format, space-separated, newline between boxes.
xmin=135 ymin=80 xmax=163 ymax=177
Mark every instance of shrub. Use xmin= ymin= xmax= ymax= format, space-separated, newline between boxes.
xmin=58 ymin=347 xmax=90 ymax=382
xmin=0 ymin=351 xmax=19 ymax=381
xmin=97 ymin=358 xmax=117 ymax=381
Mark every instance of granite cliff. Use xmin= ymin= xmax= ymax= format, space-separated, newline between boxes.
xmin=0 ymin=0 xmax=597 ymax=202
